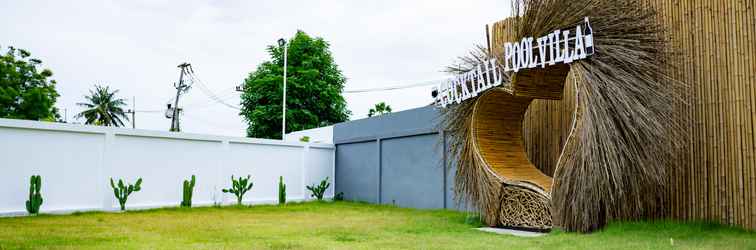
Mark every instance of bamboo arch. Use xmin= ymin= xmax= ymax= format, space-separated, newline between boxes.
xmin=470 ymin=89 xmax=555 ymax=229
xmin=443 ymin=0 xmax=684 ymax=233
xmin=471 ymin=90 xmax=551 ymax=194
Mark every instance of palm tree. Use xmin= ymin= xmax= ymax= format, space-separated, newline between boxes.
xmin=368 ymin=102 xmax=392 ymax=117
xmin=75 ymin=85 xmax=129 ymax=127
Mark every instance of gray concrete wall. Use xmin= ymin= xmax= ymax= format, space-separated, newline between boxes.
xmin=335 ymin=141 xmax=378 ymax=203
xmin=334 ymin=106 xmax=465 ymax=210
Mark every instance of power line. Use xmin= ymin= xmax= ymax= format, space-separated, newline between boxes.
xmin=134 ymin=110 xmax=164 ymax=113
xmin=343 ymin=79 xmax=444 ymax=93
xmin=187 ymin=70 xmax=237 ymax=109
xmin=182 ymin=86 xmax=239 ymax=109
xmin=161 ymin=72 xmax=444 ymax=114
xmin=186 ymin=96 xmax=241 ymax=112
xmin=161 ymin=76 xmax=440 ymax=111
xmin=186 ymin=70 xmax=241 ymax=110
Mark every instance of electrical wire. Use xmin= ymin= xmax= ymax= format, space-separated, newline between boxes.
xmin=148 ymin=77 xmax=438 ymax=113
xmin=342 ymin=79 xmax=443 ymax=93
xmin=157 ymin=66 xmax=444 ymax=114
xmin=186 ymin=69 xmax=241 ymax=110
xmin=182 ymin=86 xmax=239 ymax=109
xmin=186 ymin=95 xmax=241 ymax=112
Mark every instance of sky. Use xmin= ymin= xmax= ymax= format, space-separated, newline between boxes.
xmin=0 ymin=0 xmax=511 ymax=137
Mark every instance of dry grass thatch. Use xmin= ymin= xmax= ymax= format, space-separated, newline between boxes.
xmin=440 ymin=0 xmax=687 ymax=232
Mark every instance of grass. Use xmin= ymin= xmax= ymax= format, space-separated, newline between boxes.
xmin=0 ymin=201 xmax=753 ymax=249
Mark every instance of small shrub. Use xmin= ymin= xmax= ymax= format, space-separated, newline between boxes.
xmin=110 ymin=177 xmax=142 ymax=211
xmin=222 ymin=175 xmax=254 ymax=206
xmin=334 ymin=192 xmax=344 ymax=201
xmin=464 ymin=213 xmax=484 ymax=226
xmin=25 ymin=175 xmax=43 ymax=215
xmin=181 ymin=175 xmax=196 ymax=207
xmin=278 ymin=176 xmax=286 ymax=205
xmin=306 ymin=177 xmax=331 ymax=201
xmin=299 ymin=136 xmax=310 ymax=142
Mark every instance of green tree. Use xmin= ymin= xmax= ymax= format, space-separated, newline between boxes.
xmin=368 ymin=102 xmax=392 ymax=117
xmin=75 ymin=85 xmax=129 ymax=127
xmin=240 ymin=31 xmax=350 ymax=139
xmin=0 ymin=46 xmax=60 ymax=121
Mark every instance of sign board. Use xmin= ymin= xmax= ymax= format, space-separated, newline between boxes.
xmin=433 ymin=17 xmax=594 ymax=107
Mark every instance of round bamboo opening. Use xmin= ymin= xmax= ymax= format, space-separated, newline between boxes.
xmin=471 ymin=88 xmax=553 ymax=193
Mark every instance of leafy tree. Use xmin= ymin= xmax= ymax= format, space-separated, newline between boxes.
xmin=368 ymin=102 xmax=392 ymax=117
xmin=0 ymin=46 xmax=60 ymax=121
xmin=75 ymin=85 xmax=129 ymax=127
xmin=240 ymin=30 xmax=350 ymax=139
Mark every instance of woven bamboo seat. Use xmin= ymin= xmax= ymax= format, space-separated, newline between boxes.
xmin=471 ymin=88 xmax=553 ymax=194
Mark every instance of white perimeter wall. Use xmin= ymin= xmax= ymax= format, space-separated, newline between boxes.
xmin=285 ymin=126 xmax=333 ymax=143
xmin=0 ymin=118 xmax=335 ymax=215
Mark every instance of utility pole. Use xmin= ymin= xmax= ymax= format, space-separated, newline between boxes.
xmin=126 ymin=96 xmax=136 ymax=129
xmin=171 ymin=63 xmax=192 ymax=132
xmin=278 ymin=38 xmax=288 ymax=140
xmin=132 ymin=96 xmax=135 ymax=129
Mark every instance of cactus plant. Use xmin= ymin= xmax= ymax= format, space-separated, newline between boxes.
xmin=181 ymin=175 xmax=196 ymax=207
xmin=278 ymin=176 xmax=286 ymax=205
xmin=306 ymin=177 xmax=331 ymax=201
xmin=222 ymin=175 xmax=253 ymax=206
xmin=110 ymin=177 xmax=142 ymax=211
xmin=25 ymin=175 xmax=43 ymax=214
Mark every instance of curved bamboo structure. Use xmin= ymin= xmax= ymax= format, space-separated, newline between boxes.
xmin=470 ymin=89 xmax=553 ymax=229
xmin=444 ymin=0 xmax=685 ymax=233
xmin=472 ymin=90 xmax=551 ymax=194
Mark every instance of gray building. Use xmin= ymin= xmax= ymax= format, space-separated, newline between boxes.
xmin=333 ymin=106 xmax=466 ymax=210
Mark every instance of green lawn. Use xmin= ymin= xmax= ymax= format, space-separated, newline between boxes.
xmin=0 ymin=201 xmax=752 ymax=249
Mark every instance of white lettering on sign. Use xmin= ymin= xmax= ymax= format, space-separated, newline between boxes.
xmin=432 ymin=17 xmax=595 ymax=107
xmin=503 ymin=17 xmax=594 ymax=73
xmin=434 ymin=59 xmax=504 ymax=108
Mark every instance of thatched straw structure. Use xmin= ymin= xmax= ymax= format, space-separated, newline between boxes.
xmin=441 ymin=0 xmax=686 ymax=232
